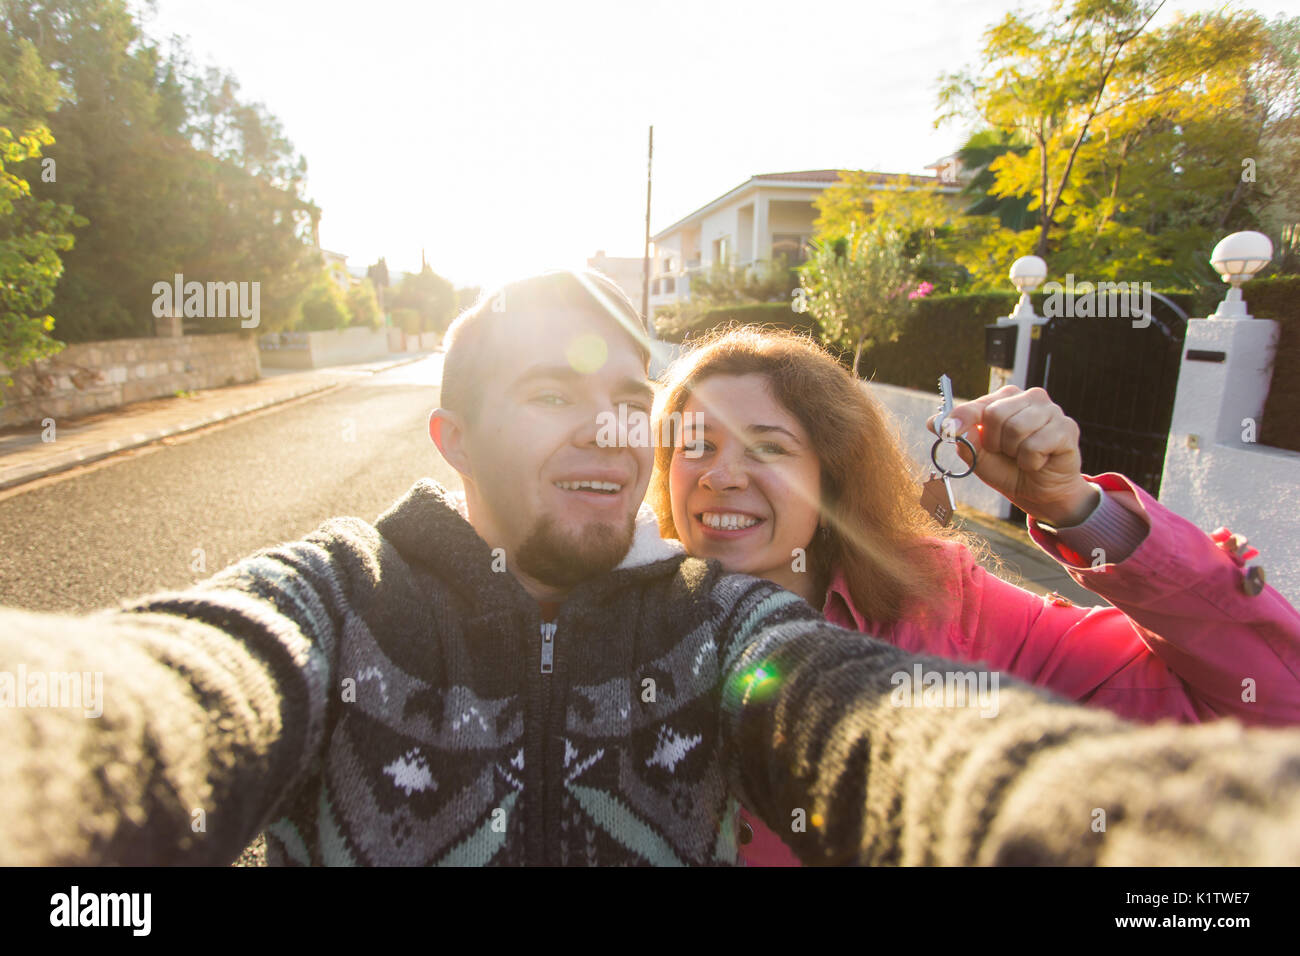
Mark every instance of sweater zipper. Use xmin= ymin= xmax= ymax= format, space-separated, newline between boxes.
xmin=540 ymin=621 xmax=556 ymax=674
xmin=538 ymin=619 xmax=556 ymax=864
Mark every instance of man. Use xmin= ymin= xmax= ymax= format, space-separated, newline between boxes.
xmin=2 ymin=268 xmax=1300 ymax=866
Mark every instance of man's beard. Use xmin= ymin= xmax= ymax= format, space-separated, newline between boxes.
xmin=514 ymin=511 xmax=636 ymax=588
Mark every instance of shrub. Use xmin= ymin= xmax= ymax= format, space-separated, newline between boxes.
xmin=391 ymin=308 xmax=422 ymax=335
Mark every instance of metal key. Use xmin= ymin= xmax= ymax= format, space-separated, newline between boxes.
xmin=937 ymin=374 xmax=956 ymax=439
xmin=920 ymin=373 xmax=968 ymax=527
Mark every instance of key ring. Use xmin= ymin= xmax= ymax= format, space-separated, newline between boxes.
xmin=930 ymin=436 xmax=977 ymax=479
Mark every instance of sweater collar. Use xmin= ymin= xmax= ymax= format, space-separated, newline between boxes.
xmin=374 ymin=479 xmax=685 ymax=605
xmin=374 ymin=479 xmax=513 ymax=608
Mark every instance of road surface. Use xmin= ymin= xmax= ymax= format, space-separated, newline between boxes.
xmin=0 ymin=355 xmax=456 ymax=613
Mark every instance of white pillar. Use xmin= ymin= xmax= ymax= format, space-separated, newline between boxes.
xmin=753 ymin=196 xmax=769 ymax=264
xmin=989 ymin=296 xmax=1047 ymax=395
xmin=1162 ymin=316 xmax=1279 ymax=467
xmin=1158 ymin=316 xmax=1300 ymax=604
xmin=980 ymin=301 xmax=1044 ymax=519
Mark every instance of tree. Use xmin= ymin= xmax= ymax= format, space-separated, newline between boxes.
xmin=938 ymin=0 xmax=1266 ymax=273
xmin=0 ymin=33 xmax=61 ymax=130
xmin=955 ymin=129 xmax=1034 ymax=231
xmin=0 ymin=27 xmax=83 ymax=391
xmin=799 ymin=224 xmax=920 ymax=376
xmin=345 ymin=279 xmax=382 ymax=330
xmin=813 ymin=173 xmax=985 ymax=292
xmin=5 ymin=0 xmax=319 ymax=340
xmin=392 ymin=264 xmax=456 ymax=333
xmin=294 ymin=269 xmax=349 ymax=331
xmin=0 ymin=125 xmax=84 ymax=388
xmin=367 ymin=258 xmax=390 ymax=319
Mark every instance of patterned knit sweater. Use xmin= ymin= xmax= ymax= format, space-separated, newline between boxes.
xmin=3 ymin=479 xmax=1300 ymax=865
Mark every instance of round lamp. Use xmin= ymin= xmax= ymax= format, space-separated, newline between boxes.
xmin=1209 ymin=231 xmax=1272 ymax=319
xmin=1009 ymin=255 xmax=1048 ymax=294
xmin=1210 ymin=231 xmax=1273 ymax=283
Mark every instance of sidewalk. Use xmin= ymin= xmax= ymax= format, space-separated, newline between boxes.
xmin=958 ymin=506 xmax=1101 ymax=606
xmin=0 ymin=351 xmax=431 ymax=492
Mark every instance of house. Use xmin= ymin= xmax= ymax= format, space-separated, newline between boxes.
xmin=586 ymin=250 xmax=646 ymax=307
xmin=320 ymin=249 xmax=357 ymax=292
xmin=648 ymin=168 xmax=961 ymax=310
xmin=924 ymin=153 xmax=968 ymax=185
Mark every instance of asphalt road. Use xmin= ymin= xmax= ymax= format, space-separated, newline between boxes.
xmin=0 ymin=354 xmax=457 ymax=613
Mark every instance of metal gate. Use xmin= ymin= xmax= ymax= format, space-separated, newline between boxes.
xmin=1023 ymin=292 xmax=1188 ymax=499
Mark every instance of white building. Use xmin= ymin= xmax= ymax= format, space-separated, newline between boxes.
xmin=647 ymin=169 xmax=960 ymax=311
xmin=320 ymin=249 xmax=356 ymax=292
xmin=586 ymin=250 xmax=646 ymax=308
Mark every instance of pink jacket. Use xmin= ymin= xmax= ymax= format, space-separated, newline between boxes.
xmin=738 ymin=472 xmax=1300 ymax=866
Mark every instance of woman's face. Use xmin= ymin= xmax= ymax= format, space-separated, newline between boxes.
xmin=669 ymin=374 xmax=823 ymax=595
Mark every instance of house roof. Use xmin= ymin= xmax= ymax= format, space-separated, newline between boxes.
xmin=652 ymin=169 xmax=948 ymax=241
xmin=653 ymin=171 xmax=842 ymax=241
xmin=752 ymin=169 xmax=843 ymax=183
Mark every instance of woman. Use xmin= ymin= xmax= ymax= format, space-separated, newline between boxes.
xmin=648 ymin=326 xmax=1300 ymax=866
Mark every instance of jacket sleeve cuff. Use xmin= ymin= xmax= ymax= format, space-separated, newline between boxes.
xmin=1036 ymin=481 xmax=1150 ymax=566
xmin=1027 ymin=474 xmax=1153 ymax=571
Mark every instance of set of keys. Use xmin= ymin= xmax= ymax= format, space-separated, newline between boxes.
xmin=919 ymin=374 xmax=977 ymax=527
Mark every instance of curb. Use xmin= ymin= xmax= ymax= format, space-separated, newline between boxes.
xmin=0 ymin=380 xmax=340 ymax=492
xmin=367 ymin=351 xmax=437 ymax=372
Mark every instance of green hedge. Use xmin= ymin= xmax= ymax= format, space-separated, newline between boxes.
xmin=856 ymin=292 xmax=1019 ymax=399
xmin=654 ymin=302 xmax=816 ymax=344
xmin=651 ymin=279 xmax=1300 ymax=453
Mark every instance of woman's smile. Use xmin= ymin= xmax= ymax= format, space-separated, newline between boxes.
xmin=695 ymin=509 xmax=767 ymax=537
xmin=667 ymin=373 xmax=822 ymax=600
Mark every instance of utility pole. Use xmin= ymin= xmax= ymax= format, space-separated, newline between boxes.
xmin=641 ymin=125 xmax=653 ymax=331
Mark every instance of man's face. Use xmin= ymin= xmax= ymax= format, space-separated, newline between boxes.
xmin=459 ymin=309 xmax=654 ymax=588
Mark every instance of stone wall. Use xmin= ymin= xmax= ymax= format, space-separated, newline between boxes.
xmin=0 ymin=333 xmax=260 ymax=428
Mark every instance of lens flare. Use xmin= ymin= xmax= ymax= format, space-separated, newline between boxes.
xmin=566 ymin=333 xmax=608 ymax=374
xmin=739 ymin=663 xmax=780 ymax=704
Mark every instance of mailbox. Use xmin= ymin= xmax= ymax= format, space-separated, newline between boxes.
xmin=985 ymin=324 xmax=1018 ymax=370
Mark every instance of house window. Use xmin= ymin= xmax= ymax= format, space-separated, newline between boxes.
xmin=713 ymin=236 xmax=730 ymax=265
xmin=663 ymin=257 xmax=674 ymax=274
xmin=772 ymin=234 xmax=809 ymax=265
xmin=663 ymin=277 xmax=674 ymax=294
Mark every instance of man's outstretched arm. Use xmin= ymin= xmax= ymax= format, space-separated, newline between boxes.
xmin=714 ymin=578 xmax=1300 ymax=866
xmin=0 ymin=517 xmax=377 ymax=865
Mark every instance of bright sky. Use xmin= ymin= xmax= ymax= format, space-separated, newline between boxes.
xmin=142 ymin=0 xmax=1296 ymax=290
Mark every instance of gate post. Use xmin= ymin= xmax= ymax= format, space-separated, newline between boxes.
xmin=978 ymin=256 xmax=1051 ymax=521
xmin=1164 ymin=232 xmax=1278 ymax=454
xmin=1165 ymin=316 xmax=1278 ymax=450
xmin=989 ymin=255 xmax=1049 ymax=394
xmin=1160 ymin=233 xmax=1288 ymax=594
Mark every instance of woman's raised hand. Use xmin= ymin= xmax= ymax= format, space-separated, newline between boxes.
xmin=926 ymin=385 xmax=1099 ymax=527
